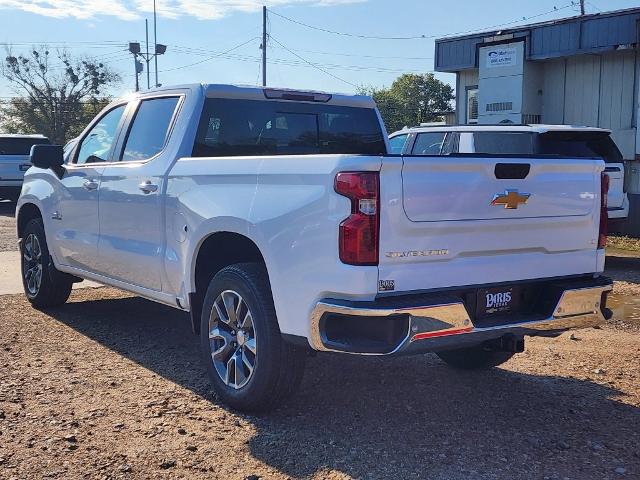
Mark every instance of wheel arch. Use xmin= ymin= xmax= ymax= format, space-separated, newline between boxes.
xmin=189 ymin=231 xmax=268 ymax=335
xmin=16 ymin=202 xmax=43 ymax=239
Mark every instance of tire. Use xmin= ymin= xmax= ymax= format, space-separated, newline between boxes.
xmin=200 ymin=263 xmax=306 ymax=412
xmin=436 ymin=344 xmax=515 ymax=370
xmin=21 ymin=218 xmax=72 ymax=308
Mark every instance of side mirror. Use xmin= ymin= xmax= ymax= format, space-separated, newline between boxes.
xmin=30 ymin=144 xmax=64 ymax=170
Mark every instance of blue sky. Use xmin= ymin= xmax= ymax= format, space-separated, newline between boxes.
xmin=0 ymin=0 xmax=638 ymax=99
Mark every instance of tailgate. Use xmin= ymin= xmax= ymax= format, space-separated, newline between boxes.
xmin=0 ymin=154 xmax=30 ymax=181
xmin=378 ymin=155 xmax=604 ymax=294
xmin=604 ymin=163 xmax=625 ymax=209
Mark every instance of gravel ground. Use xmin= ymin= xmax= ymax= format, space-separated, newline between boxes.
xmin=1 ymin=206 xmax=639 ymax=479
xmin=0 ymin=201 xmax=17 ymax=252
xmin=1 ymin=288 xmax=639 ymax=480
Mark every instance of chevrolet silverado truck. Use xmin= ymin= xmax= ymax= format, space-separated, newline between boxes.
xmin=16 ymin=84 xmax=613 ymax=412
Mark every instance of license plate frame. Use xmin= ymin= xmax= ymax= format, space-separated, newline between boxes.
xmin=476 ymin=286 xmax=520 ymax=318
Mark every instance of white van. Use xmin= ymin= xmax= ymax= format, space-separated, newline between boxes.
xmin=389 ymin=125 xmax=629 ymax=220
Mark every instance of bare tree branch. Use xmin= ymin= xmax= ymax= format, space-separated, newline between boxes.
xmin=1 ymin=46 xmax=120 ymax=143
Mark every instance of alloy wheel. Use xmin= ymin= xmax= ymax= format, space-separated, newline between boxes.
xmin=208 ymin=290 xmax=257 ymax=389
xmin=23 ymin=233 xmax=43 ymax=296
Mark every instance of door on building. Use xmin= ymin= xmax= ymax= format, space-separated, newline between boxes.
xmin=466 ymin=87 xmax=478 ymax=124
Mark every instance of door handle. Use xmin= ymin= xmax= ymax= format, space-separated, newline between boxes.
xmin=82 ymin=179 xmax=99 ymax=191
xmin=138 ymin=181 xmax=158 ymax=194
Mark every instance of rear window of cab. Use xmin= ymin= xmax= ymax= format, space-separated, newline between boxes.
xmin=193 ymin=98 xmax=386 ymax=157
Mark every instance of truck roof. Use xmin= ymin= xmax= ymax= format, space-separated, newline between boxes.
xmin=133 ymin=83 xmax=376 ymax=109
xmin=390 ymin=124 xmax=612 ymax=136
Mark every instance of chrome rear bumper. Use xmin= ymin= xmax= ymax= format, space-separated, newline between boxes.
xmin=309 ymin=279 xmax=613 ymax=355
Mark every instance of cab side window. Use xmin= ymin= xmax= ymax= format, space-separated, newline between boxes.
xmin=75 ymin=105 xmax=126 ymax=165
xmin=121 ymin=97 xmax=180 ymax=162
xmin=412 ymin=132 xmax=446 ymax=155
xmin=389 ymin=134 xmax=409 ymax=154
xmin=441 ymin=132 xmax=459 ymax=155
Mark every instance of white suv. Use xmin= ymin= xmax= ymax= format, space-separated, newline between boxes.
xmin=389 ymin=125 xmax=629 ymax=221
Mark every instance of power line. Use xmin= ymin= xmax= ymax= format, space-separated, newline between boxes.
xmin=268 ymin=3 xmax=575 ymax=41
xmin=154 ymin=37 xmax=260 ymax=74
xmin=268 ymin=35 xmax=358 ymax=88
xmin=270 ymin=46 xmax=433 ymax=61
xmin=175 ymin=43 xmax=432 ymax=62
xmin=587 ymin=1 xmax=602 ymax=12
xmin=169 ymin=49 xmax=429 ymax=74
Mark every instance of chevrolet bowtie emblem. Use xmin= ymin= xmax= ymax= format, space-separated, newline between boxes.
xmin=491 ymin=189 xmax=531 ymax=209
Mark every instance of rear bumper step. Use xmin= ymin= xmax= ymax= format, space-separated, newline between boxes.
xmin=309 ymin=278 xmax=613 ymax=355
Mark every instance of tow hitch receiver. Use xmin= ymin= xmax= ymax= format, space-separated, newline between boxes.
xmin=488 ymin=335 xmax=525 ymax=353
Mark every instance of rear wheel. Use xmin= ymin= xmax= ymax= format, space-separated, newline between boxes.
xmin=436 ymin=344 xmax=515 ymax=370
xmin=200 ymin=263 xmax=306 ymax=412
xmin=21 ymin=218 xmax=72 ymax=308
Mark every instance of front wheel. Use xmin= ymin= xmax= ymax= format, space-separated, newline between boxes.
xmin=21 ymin=218 xmax=72 ymax=308
xmin=200 ymin=263 xmax=306 ymax=412
xmin=436 ymin=344 xmax=515 ymax=370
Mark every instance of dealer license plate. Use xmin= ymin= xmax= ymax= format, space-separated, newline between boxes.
xmin=476 ymin=287 xmax=519 ymax=318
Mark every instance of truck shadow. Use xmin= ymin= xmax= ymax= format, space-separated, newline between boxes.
xmin=46 ymin=293 xmax=640 ymax=479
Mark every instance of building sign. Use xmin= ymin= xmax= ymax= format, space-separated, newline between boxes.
xmin=486 ymin=48 xmax=518 ymax=68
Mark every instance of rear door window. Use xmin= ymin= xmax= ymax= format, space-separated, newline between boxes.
xmin=121 ymin=97 xmax=180 ymax=161
xmin=537 ymin=132 xmax=622 ymax=163
xmin=0 ymin=137 xmax=50 ymax=155
xmin=192 ymin=98 xmax=385 ymax=157
xmin=412 ymin=132 xmax=446 ymax=155
xmin=473 ymin=132 xmax=534 ymax=155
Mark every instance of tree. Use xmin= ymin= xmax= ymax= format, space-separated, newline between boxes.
xmin=361 ymin=73 xmax=454 ymax=133
xmin=1 ymin=47 xmax=119 ymax=144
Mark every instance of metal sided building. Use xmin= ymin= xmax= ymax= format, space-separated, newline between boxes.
xmin=434 ymin=7 xmax=640 ymax=234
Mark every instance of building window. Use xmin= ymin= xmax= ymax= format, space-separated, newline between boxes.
xmin=466 ymin=87 xmax=478 ymax=124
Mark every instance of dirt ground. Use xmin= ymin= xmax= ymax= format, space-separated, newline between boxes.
xmin=1 ymin=206 xmax=639 ymax=479
xmin=0 ymin=201 xmax=17 ymax=252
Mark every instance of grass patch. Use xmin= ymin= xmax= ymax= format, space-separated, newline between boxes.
xmin=608 ymin=235 xmax=640 ymax=252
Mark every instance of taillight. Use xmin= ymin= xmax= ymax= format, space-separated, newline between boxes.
xmin=598 ymin=172 xmax=609 ymax=249
xmin=335 ymin=172 xmax=380 ymax=265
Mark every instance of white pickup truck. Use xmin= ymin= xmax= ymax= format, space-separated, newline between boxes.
xmin=17 ymin=84 xmax=613 ymax=412
xmin=0 ymin=134 xmax=50 ymax=202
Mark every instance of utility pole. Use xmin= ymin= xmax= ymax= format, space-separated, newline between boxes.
xmin=262 ymin=5 xmax=267 ymax=87
xmin=154 ymin=0 xmax=159 ymax=87
xmin=580 ymin=0 xmax=585 ymax=15
xmin=134 ymin=56 xmax=139 ymax=92
xmin=145 ymin=19 xmax=151 ymax=89
xmin=129 ymin=42 xmax=143 ymax=92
